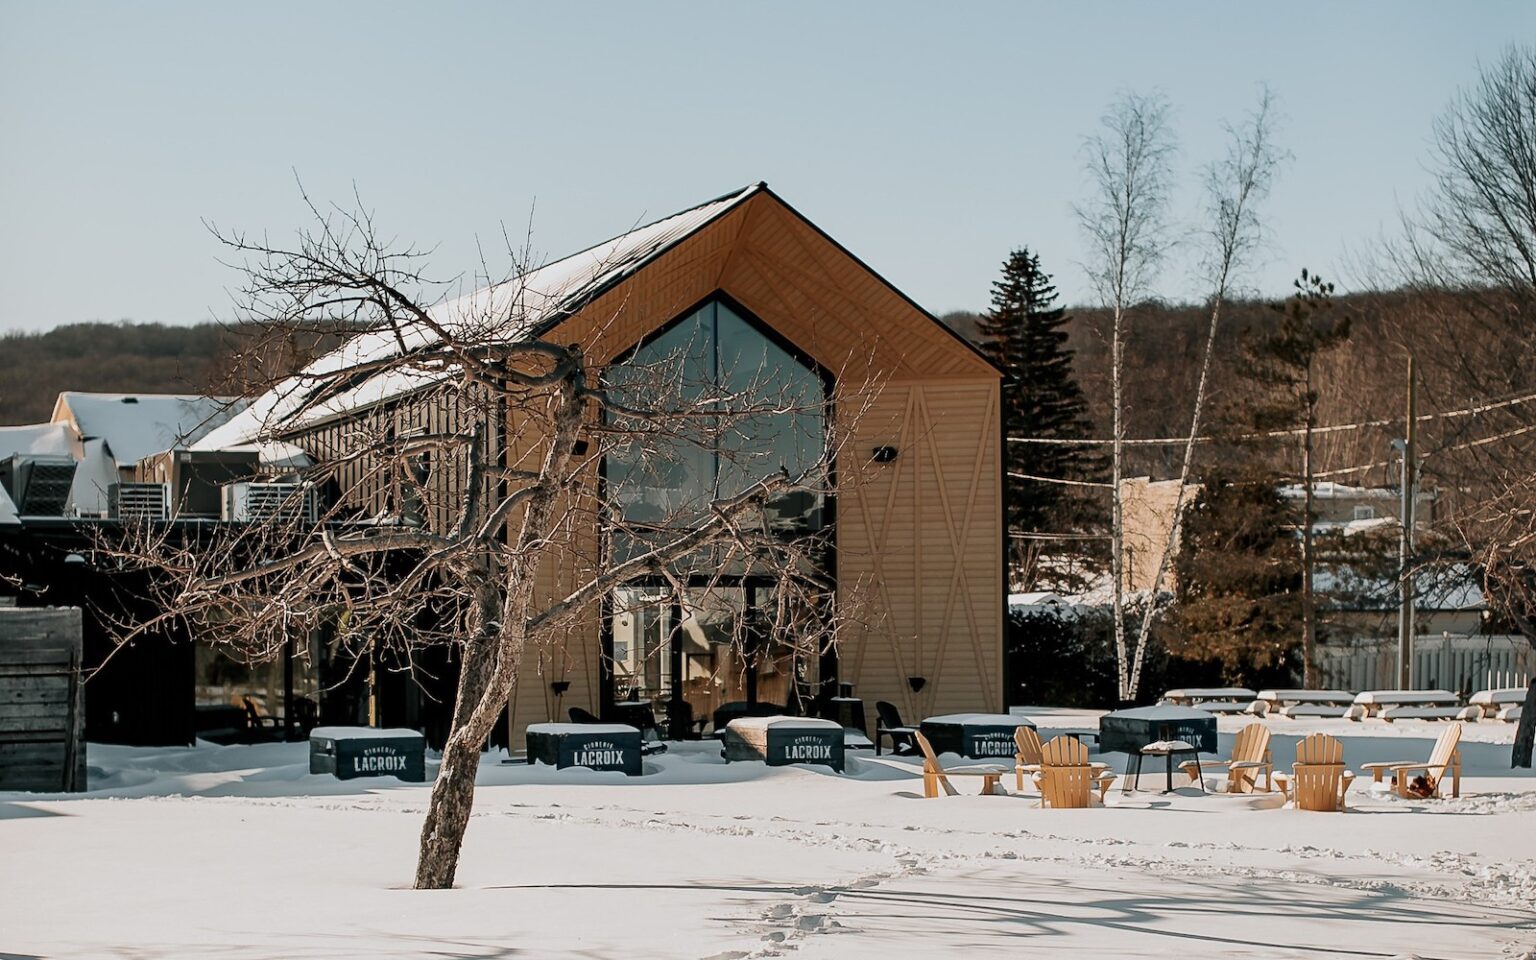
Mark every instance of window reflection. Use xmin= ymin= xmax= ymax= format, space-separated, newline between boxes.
xmin=605 ymin=300 xmax=826 ymax=558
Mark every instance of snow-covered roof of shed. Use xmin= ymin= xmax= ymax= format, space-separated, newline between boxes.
xmin=0 ymin=422 xmax=78 ymax=460
xmin=196 ymin=184 xmax=765 ymax=449
xmin=55 ymin=393 xmax=248 ymax=468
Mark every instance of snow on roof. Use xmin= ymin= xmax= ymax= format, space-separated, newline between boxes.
xmin=0 ymin=422 xmax=78 ymax=460
xmin=197 ymin=184 xmax=765 ymax=449
xmin=1008 ymin=591 xmax=1066 ymax=607
xmin=66 ymin=438 xmax=118 ymax=518
xmin=1315 ymin=563 xmax=1486 ymax=611
xmin=1278 ymin=481 xmax=1430 ymax=501
xmin=55 ymin=393 xmax=248 ymax=468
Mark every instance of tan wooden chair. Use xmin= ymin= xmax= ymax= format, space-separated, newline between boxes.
xmin=1181 ymin=722 xmax=1273 ymax=793
xmin=1273 ymin=733 xmax=1356 ymax=811
xmin=1359 ymin=724 xmax=1462 ymax=799
xmin=1015 ymin=726 xmax=1110 ymax=792
xmin=1030 ymin=735 xmax=1115 ymax=808
xmin=913 ymin=731 xmax=1006 ymax=798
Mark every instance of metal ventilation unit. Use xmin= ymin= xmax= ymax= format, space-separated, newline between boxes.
xmin=0 ymin=454 xmax=78 ymax=517
xmin=221 ymin=482 xmax=316 ymax=524
xmin=136 ymin=450 xmax=261 ymax=518
xmin=108 ymin=483 xmax=170 ymax=521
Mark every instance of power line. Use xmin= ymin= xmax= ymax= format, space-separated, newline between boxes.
xmin=1007 ymin=471 xmax=1114 ymax=489
xmin=1006 ymin=387 xmax=1536 ymax=447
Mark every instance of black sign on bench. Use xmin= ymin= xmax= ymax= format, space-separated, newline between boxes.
xmin=723 ymin=717 xmax=845 ymax=772
xmin=919 ymin=713 xmax=1037 ymax=759
xmin=309 ymin=727 xmax=426 ymax=782
xmin=525 ymin=723 xmax=642 ymax=776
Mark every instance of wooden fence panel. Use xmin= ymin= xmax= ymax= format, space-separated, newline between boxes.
xmin=0 ymin=607 xmax=85 ymax=792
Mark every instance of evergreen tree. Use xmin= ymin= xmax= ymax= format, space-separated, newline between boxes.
xmin=978 ymin=249 xmax=1102 ymax=589
xmin=1168 ymin=463 xmax=1303 ymax=685
xmin=1244 ymin=270 xmax=1351 ymax=686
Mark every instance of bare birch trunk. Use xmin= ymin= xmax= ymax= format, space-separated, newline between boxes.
xmin=1111 ymin=301 xmax=1129 ymax=701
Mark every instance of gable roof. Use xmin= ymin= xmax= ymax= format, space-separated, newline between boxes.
xmin=198 ymin=183 xmax=996 ymax=448
xmin=54 ymin=393 xmax=245 ymax=468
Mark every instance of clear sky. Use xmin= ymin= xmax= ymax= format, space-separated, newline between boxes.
xmin=1 ymin=2 xmax=1529 ymax=333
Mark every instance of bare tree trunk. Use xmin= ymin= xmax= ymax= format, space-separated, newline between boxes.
xmin=415 ymin=580 xmax=505 ymax=890
xmin=1515 ymin=676 xmax=1536 ymax=768
xmin=1111 ymin=301 xmax=1128 ymax=702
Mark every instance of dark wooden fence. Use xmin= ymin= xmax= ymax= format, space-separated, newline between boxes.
xmin=0 ymin=607 xmax=85 ymax=792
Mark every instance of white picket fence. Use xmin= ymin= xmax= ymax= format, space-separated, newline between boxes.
xmin=1317 ymin=633 xmax=1533 ymax=693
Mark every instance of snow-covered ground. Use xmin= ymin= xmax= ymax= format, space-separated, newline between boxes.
xmin=4 ymin=712 xmax=1535 ymax=959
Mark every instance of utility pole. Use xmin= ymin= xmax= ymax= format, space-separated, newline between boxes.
xmin=1301 ymin=362 xmax=1317 ymax=688
xmin=1397 ymin=355 xmax=1418 ymax=689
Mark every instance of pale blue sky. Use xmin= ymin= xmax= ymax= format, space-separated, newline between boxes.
xmin=1 ymin=2 xmax=1529 ymax=332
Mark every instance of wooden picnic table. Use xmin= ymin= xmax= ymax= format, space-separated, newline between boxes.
xmin=1162 ymin=688 xmax=1257 ymax=714
xmin=1257 ymin=689 xmax=1356 ymax=706
xmin=1353 ymin=689 xmax=1463 ymax=721
xmin=1470 ymin=688 xmax=1528 ymax=722
xmin=1256 ymin=689 xmax=1357 ymax=719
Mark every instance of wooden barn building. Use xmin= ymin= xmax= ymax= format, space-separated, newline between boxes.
xmin=185 ymin=183 xmax=1007 ymax=744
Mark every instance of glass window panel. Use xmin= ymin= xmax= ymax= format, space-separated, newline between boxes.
xmin=605 ymin=298 xmax=827 ymax=559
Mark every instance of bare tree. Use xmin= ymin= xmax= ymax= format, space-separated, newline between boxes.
xmin=1077 ymin=92 xmax=1176 ymax=702
xmin=99 ymin=197 xmax=869 ymax=885
xmin=1386 ymin=45 xmax=1536 ymax=764
xmin=1124 ymin=89 xmax=1284 ymax=697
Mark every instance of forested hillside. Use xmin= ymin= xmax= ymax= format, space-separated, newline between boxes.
xmin=0 ymin=322 xmax=238 ymax=424
xmin=0 ymin=321 xmax=343 ymax=425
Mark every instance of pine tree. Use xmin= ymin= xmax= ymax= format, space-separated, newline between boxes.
xmin=1168 ymin=463 xmax=1303 ymax=685
xmin=978 ymin=249 xmax=1102 ymax=589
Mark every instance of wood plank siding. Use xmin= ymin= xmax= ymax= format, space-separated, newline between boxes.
xmin=285 ymin=189 xmax=1002 ymax=741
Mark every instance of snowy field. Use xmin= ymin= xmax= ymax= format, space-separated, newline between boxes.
xmin=4 ymin=711 xmax=1535 ymax=960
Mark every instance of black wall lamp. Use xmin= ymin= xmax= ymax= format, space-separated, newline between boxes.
xmin=906 ymin=675 xmax=926 ymax=693
xmin=872 ymin=445 xmax=899 ymax=464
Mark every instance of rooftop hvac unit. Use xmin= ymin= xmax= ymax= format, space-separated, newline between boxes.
xmin=136 ymin=450 xmax=261 ymax=518
xmin=108 ymin=483 xmax=170 ymax=521
xmin=221 ymin=482 xmax=316 ymax=524
xmin=0 ymin=454 xmax=78 ymax=517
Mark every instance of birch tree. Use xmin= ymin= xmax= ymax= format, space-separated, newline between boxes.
xmin=1126 ymin=89 xmax=1284 ymax=697
xmin=1077 ymin=92 xmax=1175 ymax=701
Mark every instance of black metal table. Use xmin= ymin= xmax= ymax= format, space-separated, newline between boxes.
xmin=1098 ymin=705 xmax=1217 ymax=795
xmin=1125 ymin=741 xmax=1205 ymax=794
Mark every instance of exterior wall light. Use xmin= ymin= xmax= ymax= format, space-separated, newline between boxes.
xmin=872 ymin=446 xmax=899 ymax=464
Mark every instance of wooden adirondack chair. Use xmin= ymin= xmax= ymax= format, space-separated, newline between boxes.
xmin=1015 ymin=727 xmax=1110 ymax=792
xmin=1181 ymin=723 xmax=1273 ymax=793
xmin=913 ymin=731 xmax=1006 ymax=798
xmin=1359 ymin=724 xmax=1462 ymax=798
xmin=1031 ymin=735 xmax=1115 ymax=808
xmin=1273 ymin=733 xmax=1356 ymax=811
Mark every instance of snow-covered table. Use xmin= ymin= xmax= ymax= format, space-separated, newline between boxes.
xmin=526 ymin=722 xmax=643 ymax=775
xmin=1353 ymin=689 xmax=1462 ymax=721
xmin=1161 ymin=687 xmax=1258 ymax=714
xmin=309 ymin=726 xmax=426 ymax=782
xmin=723 ymin=716 xmax=845 ymax=772
xmin=1256 ymin=689 xmax=1357 ymax=719
xmin=1470 ymin=687 xmax=1528 ymax=719
xmin=919 ymin=713 xmax=1036 ymax=760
